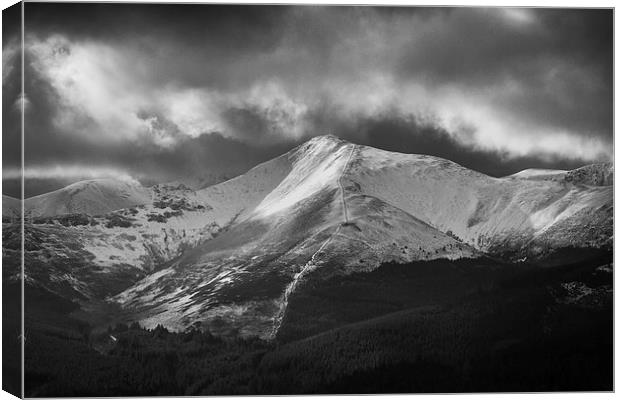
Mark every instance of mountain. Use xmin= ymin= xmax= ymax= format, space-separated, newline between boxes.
xmin=6 ymin=135 xmax=613 ymax=340
xmin=348 ymin=147 xmax=611 ymax=255
xmin=23 ymin=178 xmax=152 ymax=218
xmin=508 ymin=162 xmax=613 ymax=186
xmin=2 ymin=195 xmax=20 ymax=219
xmin=111 ymin=136 xmax=478 ymax=337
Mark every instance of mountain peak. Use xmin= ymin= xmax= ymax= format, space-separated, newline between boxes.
xmin=302 ymin=134 xmax=350 ymax=149
xmin=288 ymin=134 xmax=352 ymax=164
xmin=307 ymin=133 xmax=345 ymax=142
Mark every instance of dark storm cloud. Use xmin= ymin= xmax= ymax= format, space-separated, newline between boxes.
xmin=3 ymin=24 xmax=295 ymax=197
xmin=15 ymin=65 xmax=295 ymax=195
xmin=396 ymin=8 xmax=612 ymax=141
xmin=222 ymin=107 xmax=274 ymax=140
xmin=23 ymin=3 xmax=292 ymax=91
xmin=3 ymin=2 xmax=23 ymax=200
xmin=24 ymin=3 xmax=286 ymax=44
xmin=397 ymin=9 xmax=611 ymax=86
xmin=3 ymin=5 xmax=613 ymax=197
xmin=337 ymin=114 xmax=593 ymax=177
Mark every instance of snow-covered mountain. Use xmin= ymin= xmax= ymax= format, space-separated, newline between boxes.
xmin=24 ymin=178 xmax=152 ymax=217
xmin=508 ymin=162 xmax=613 ymax=186
xmin=2 ymin=195 xmax=20 ymax=219
xmin=350 ymin=147 xmax=611 ymax=255
xmin=6 ymin=135 xmax=613 ymax=340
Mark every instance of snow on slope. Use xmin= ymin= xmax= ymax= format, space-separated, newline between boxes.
xmin=248 ymin=137 xmax=351 ymax=219
xmin=195 ymin=152 xmax=293 ymax=223
xmin=349 ymin=144 xmax=612 ymax=253
xmin=77 ymin=155 xmax=293 ymax=271
xmin=24 ymin=178 xmax=152 ymax=217
xmin=82 ymin=157 xmax=294 ymax=270
xmin=11 ymin=154 xmax=294 ymax=304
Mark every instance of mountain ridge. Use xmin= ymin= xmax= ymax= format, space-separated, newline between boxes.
xmin=4 ymin=135 xmax=613 ymax=339
xmin=6 ymin=135 xmax=612 ymax=217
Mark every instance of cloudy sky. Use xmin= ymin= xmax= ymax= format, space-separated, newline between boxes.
xmin=2 ymin=4 xmax=613 ymax=198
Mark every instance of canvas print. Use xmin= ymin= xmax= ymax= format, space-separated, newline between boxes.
xmin=2 ymin=3 xmax=613 ymax=397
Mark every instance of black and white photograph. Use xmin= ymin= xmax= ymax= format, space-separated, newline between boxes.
xmin=1 ymin=2 xmax=614 ymax=397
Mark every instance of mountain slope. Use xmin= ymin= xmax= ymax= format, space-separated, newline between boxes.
xmin=24 ymin=178 xmax=152 ymax=217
